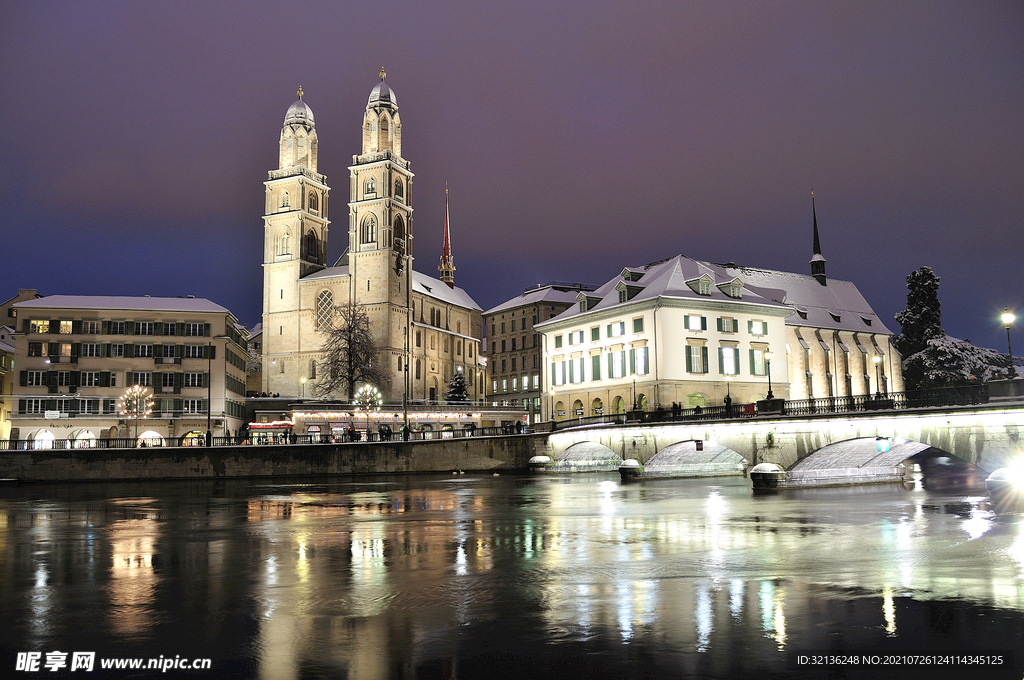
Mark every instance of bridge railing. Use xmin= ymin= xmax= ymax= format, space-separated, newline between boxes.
xmin=783 ymin=384 xmax=989 ymax=417
xmin=549 ymin=384 xmax=991 ymax=431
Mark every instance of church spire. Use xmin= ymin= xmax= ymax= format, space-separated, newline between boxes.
xmin=810 ymin=190 xmax=827 ymax=286
xmin=439 ymin=184 xmax=456 ymax=288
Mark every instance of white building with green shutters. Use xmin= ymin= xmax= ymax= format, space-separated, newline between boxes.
xmin=536 ymin=252 xmax=902 ymax=421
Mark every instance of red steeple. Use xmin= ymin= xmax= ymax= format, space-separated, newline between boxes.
xmin=438 ymin=184 xmax=456 ymax=287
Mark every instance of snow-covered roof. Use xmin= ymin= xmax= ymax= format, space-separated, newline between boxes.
xmin=484 ymin=283 xmax=596 ymax=316
xmin=247 ymin=323 xmax=262 ymax=339
xmin=535 ymin=254 xmax=891 ymax=335
xmin=300 ymin=265 xmax=480 ymax=310
xmin=302 ymin=265 xmax=349 ymax=280
xmin=716 ymin=263 xmax=892 ymax=334
xmin=412 ymin=271 xmax=481 ymax=311
xmin=13 ymin=295 xmax=231 ymax=314
xmin=0 ymin=325 xmax=15 ymax=353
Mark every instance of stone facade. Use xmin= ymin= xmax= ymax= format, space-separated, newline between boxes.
xmin=262 ymin=78 xmax=484 ymax=403
xmin=9 ymin=296 xmax=249 ymax=446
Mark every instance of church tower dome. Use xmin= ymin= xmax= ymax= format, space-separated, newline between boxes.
xmin=279 ymin=86 xmax=318 ymax=172
xmin=284 ymin=98 xmax=315 ymax=127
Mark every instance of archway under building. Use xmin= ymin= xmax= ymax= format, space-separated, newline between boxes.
xmin=611 ymin=396 xmax=625 ymax=415
xmin=27 ymin=429 xmax=55 ymax=450
xmin=591 ymin=398 xmax=603 ymax=415
xmin=137 ymin=431 xmax=165 ymax=447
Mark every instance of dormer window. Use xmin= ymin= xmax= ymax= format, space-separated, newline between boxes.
xmin=580 ymin=300 xmax=587 ymax=313
xmin=796 ymin=309 xmax=808 ymax=320
xmin=830 ymin=312 xmax=841 ymax=322
xmin=687 ymin=274 xmax=715 ymax=296
xmin=861 ymin=316 xmax=872 ymax=326
xmin=618 ymin=289 xmax=627 ymax=303
xmin=716 ymin=278 xmax=743 ymax=298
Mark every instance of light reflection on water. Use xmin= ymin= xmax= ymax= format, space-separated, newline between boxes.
xmin=1 ymin=475 xmax=1023 ymax=679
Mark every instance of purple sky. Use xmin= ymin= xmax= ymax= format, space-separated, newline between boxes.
xmin=1 ymin=1 xmax=1021 ymax=351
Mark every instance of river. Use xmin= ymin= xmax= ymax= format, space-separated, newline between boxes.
xmin=1 ymin=473 xmax=1022 ymax=679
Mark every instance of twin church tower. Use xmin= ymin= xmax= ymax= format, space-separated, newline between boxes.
xmin=261 ymin=72 xmax=483 ymax=401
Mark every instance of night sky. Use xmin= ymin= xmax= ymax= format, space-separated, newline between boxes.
xmin=1 ymin=1 xmax=1021 ymax=351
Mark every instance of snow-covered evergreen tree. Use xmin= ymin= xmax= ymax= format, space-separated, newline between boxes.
xmin=893 ymin=266 xmax=943 ymax=358
xmin=895 ymin=266 xmax=1013 ymax=388
xmin=445 ymin=370 xmax=470 ymax=403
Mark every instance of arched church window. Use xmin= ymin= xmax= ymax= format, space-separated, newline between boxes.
xmin=395 ymin=180 xmax=404 ymax=201
xmin=380 ymin=115 xmax=389 ymax=131
xmin=310 ymin=359 xmax=317 ymax=379
xmin=415 ymin=359 xmax=421 ymax=379
xmin=303 ymin=231 xmax=319 ymax=262
xmin=308 ymin=192 xmax=318 ymax=212
xmin=315 ymin=290 xmax=333 ymax=330
xmin=393 ymin=215 xmax=405 ymax=251
xmin=361 ymin=215 xmax=377 ymax=244
xmin=281 ymin=190 xmax=290 ymax=208
xmin=365 ymin=177 xmax=376 ymax=195
xmin=278 ymin=232 xmax=290 ymax=256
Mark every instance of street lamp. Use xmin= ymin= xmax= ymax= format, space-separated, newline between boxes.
xmin=764 ymin=350 xmax=774 ymax=400
xmin=1002 ymin=309 xmax=1015 ymax=377
xmin=631 ymin=371 xmax=637 ymax=411
xmin=548 ymin=388 xmax=555 ymax=421
xmin=300 ymin=376 xmax=306 ymax=398
xmin=206 ymin=341 xmax=212 ymax=447
xmin=872 ymin=355 xmax=882 ymax=399
xmin=724 ymin=375 xmax=732 ymax=416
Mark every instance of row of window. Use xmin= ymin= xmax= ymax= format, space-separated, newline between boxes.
xmin=552 ymin=347 xmax=651 ymax=386
xmin=553 ymin=319 xmax=641 ymax=349
xmin=493 ymin=334 xmax=539 ymax=354
xmin=18 ymin=398 xmax=209 ymax=415
xmin=26 ymin=320 xmax=210 ymax=336
xmin=361 ymin=175 xmax=405 ymax=202
xmin=493 ymin=354 xmax=540 ymax=374
xmin=27 ymin=343 xmax=216 ymax=360
xmin=490 ymin=374 xmax=542 ymax=394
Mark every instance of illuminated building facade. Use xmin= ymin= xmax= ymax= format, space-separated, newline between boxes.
xmin=261 ymin=75 xmax=484 ymax=403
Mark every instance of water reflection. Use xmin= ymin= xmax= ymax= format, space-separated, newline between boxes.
xmin=0 ymin=476 xmax=1023 ymax=679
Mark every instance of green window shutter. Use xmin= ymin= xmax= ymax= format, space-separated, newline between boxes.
xmin=208 ymin=345 xmax=216 ymax=360
xmin=49 ymin=319 xmax=59 ymax=334
xmin=628 ymin=349 xmax=635 ymax=374
xmin=48 ymin=343 xmax=59 ymax=358
xmin=606 ymin=324 xmax=612 ymax=337
xmin=684 ymin=315 xmax=689 ymax=329
xmin=19 ymin=371 xmax=27 ymax=387
xmin=176 ymin=323 xmax=184 ymax=336
xmin=100 ymin=372 xmax=110 ymax=388
xmin=685 ymin=347 xmax=693 ymax=373
xmin=102 ymin=344 xmax=110 ymax=358
xmin=124 ymin=343 xmax=134 ymax=358
xmin=174 ymin=399 xmax=183 ymax=413
xmin=203 ymin=373 xmax=210 ymax=389
xmin=72 ymin=320 xmax=82 ymax=334
xmin=749 ymin=349 xmax=756 ymax=375
xmin=204 ymin=323 xmax=211 ymax=337
xmin=716 ymin=318 xmax=723 ymax=332
xmin=154 ymin=322 xmax=164 ymax=336
xmin=701 ymin=316 xmax=707 ymax=331
xmin=154 ymin=345 xmax=162 ymax=364
xmin=747 ymin=320 xmax=753 ymax=334
xmin=21 ymin=319 xmax=30 ymax=333
xmin=607 ymin=353 xmax=613 ymax=376
xmin=102 ymin=320 xmax=110 ymax=335
xmin=592 ymin=355 xmax=601 ymax=381
xmin=718 ymin=348 xmax=724 ymax=374
xmin=126 ymin=322 xmax=134 ymax=335
xmin=47 ymin=372 xmax=57 ymax=393
xmin=551 ymin=363 xmax=556 ymax=385
xmin=701 ymin=346 xmax=709 ymax=374
xmin=732 ymin=319 xmax=739 ymax=333
xmin=174 ymin=372 xmax=183 ymax=393
xmin=71 ymin=343 xmax=80 ymax=360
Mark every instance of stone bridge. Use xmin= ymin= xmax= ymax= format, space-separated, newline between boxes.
xmin=536 ymin=402 xmax=1024 ymax=475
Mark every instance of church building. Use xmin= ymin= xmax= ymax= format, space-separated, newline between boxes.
xmin=262 ymin=73 xmax=484 ymax=402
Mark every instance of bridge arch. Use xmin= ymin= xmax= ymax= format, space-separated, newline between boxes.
xmin=789 ymin=437 xmax=986 ymax=487
xmin=552 ymin=441 xmax=622 ymax=472
xmin=640 ymin=440 xmax=747 ymax=478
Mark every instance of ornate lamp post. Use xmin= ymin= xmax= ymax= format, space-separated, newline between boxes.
xmin=300 ymin=376 xmax=306 ymax=398
xmin=764 ymin=350 xmax=774 ymax=400
xmin=1002 ymin=309 xmax=1015 ymax=377
xmin=549 ymin=388 xmax=555 ymax=421
xmin=872 ymin=355 xmax=882 ymax=399
xmin=724 ymin=375 xmax=732 ymax=416
xmin=631 ymin=371 xmax=637 ymax=411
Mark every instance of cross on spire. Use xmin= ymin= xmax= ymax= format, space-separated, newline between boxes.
xmin=297 ymin=85 xmax=304 ymax=99
xmin=379 ymin=67 xmax=387 ymax=81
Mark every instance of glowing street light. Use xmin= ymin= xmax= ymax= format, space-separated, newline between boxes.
xmin=872 ymin=355 xmax=883 ymax=399
xmin=764 ymin=350 xmax=774 ymax=400
xmin=1002 ymin=309 xmax=1015 ymax=376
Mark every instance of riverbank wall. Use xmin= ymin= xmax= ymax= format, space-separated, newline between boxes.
xmin=0 ymin=435 xmax=540 ymax=482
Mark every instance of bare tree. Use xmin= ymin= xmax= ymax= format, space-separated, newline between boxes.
xmin=312 ymin=302 xmax=390 ymax=400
